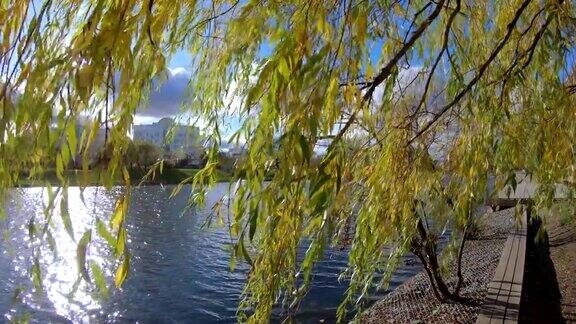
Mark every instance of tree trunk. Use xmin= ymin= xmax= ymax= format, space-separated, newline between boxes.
xmin=454 ymin=226 xmax=467 ymax=295
xmin=412 ymin=218 xmax=466 ymax=303
xmin=426 ymin=244 xmax=454 ymax=300
xmin=414 ymin=250 xmax=443 ymax=301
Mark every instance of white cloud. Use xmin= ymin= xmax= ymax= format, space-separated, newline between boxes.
xmin=135 ymin=67 xmax=191 ymax=120
xmin=169 ymin=67 xmax=191 ymax=77
xmin=135 ymin=66 xmax=246 ymax=137
xmin=370 ymin=66 xmax=423 ymax=107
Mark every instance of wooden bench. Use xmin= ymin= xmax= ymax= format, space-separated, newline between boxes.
xmin=477 ymin=208 xmax=528 ymax=324
xmin=488 ymin=198 xmax=532 ymax=210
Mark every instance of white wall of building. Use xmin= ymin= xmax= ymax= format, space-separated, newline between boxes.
xmin=133 ymin=118 xmax=203 ymax=160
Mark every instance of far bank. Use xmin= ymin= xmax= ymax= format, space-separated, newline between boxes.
xmin=16 ymin=168 xmax=233 ymax=187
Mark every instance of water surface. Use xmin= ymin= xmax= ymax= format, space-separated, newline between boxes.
xmin=0 ymin=184 xmax=420 ymax=323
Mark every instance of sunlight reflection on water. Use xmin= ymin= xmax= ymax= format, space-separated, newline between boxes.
xmin=0 ymin=184 xmax=420 ymax=323
xmin=2 ymin=186 xmax=122 ymax=322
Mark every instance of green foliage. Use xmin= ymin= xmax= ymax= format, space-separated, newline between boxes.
xmin=546 ymin=200 xmax=576 ymax=227
xmin=90 ymin=261 xmax=109 ymax=298
xmin=1 ymin=0 xmax=576 ymax=322
xmin=115 ymin=252 xmax=130 ymax=288
xmin=123 ymin=141 xmax=162 ymax=168
xmin=465 ymin=217 xmax=485 ymax=240
xmin=77 ymin=230 xmax=92 ymax=282
xmin=217 ymin=151 xmax=245 ymax=174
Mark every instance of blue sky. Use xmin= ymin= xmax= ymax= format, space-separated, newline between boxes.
xmin=135 ymin=50 xmax=245 ymax=137
xmin=138 ymin=37 xmax=386 ymax=125
xmin=169 ymin=51 xmax=194 ymax=70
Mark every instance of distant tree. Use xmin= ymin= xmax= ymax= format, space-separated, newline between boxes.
xmin=1 ymin=0 xmax=575 ymax=322
xmin=162 ymin=149 xmax=187 ymax=167
xmin=124 ymin=141 xmax=161 ymax=168
xmin=217 ymin=152 xmax=243 ymax=173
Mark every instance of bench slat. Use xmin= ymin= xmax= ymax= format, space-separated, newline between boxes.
xmin=476 ymin=209 xmax=528 ymax=324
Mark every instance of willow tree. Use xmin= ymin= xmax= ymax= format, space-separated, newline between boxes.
xmin=1 ymin=0 xmax=575 ymax=322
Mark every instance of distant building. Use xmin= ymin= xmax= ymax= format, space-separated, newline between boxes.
xmin=219 ymin=143 xmax=246 ymax=157
xmin=133 ymin=117 xmax=204 ymax=164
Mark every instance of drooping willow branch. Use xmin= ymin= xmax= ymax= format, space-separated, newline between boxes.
xmin=407 ymin=0 xmax=535 ymax=144
xmin=409 ymin=0 xmax=461 ymax=123
xmin=327 ymin=0 xmax=447 ymax=155
xmin=363 ymin=0 xmax=446 ymax=101
xmin=407 ymin=0 xmax=566 ymax=145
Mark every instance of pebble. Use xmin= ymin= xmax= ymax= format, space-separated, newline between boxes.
xmin=361 ymin=208 xmax=515 ymax=323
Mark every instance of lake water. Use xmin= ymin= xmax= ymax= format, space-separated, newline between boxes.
xmin=0 ymin=184 xmax=420 ymax=323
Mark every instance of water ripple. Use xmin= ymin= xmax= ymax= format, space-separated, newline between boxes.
xmin=0 ymin=184 xmax=420 ymax=323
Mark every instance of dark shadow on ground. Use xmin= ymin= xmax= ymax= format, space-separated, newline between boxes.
xmin=519 ymin=218 xmax=565 ymax=323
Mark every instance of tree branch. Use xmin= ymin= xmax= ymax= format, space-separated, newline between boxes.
xmin=363 ymin=0 xmax=446 ymax=101
xmin=408 ymin=0 xmax=534 ymax=145
xmin=410 ymin=0 xmax=461 ymax=122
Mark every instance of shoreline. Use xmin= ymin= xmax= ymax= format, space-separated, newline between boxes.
xmin=15 ymin=168 xmax=233 ymax=188
xmin=362 ymin=208 xmax=516 ymax=323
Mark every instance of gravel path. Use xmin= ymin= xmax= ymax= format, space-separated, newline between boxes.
xmin=362 ymin=208 xmax=516 ymax=323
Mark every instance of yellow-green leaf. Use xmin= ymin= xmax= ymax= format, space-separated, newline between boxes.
xmin=31 ymin=257 xmax=42 ymax=293
xmin=90 ymin=261 xmax=109 ymax=298
xmin=96 ymin=218 xmax=115 ymax=248
xmin=77 ymin=230 xmax=92 ymax=282
xmin=60 ymin=192 xmax=75 ymax=240
xmin=115 ymin=253 xmax=130 ymax=288
xmin=111 ymin=197 xmax=126 ymax=231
